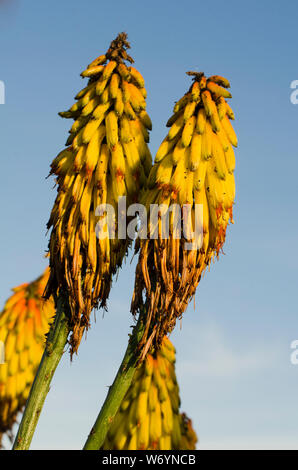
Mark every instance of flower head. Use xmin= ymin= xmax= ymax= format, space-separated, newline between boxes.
xmin=101 ymin=336 xmax=197 ymax=450
xmin=0 ymin=269 xmax=54 ymax=444
xmin=45 ymin=33 xmax=152 ymax=354
xmin=131 ymin=72 xmax=237 ymax=354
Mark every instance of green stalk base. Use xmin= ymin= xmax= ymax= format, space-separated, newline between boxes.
xmin=13 ymin=295 xmax=70 ymax=450
xmin=83 ymin=315 xmax=145 ymax=450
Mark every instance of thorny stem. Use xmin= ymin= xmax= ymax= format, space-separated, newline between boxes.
xmin=83 ymin=310 xmax=146 ymax=450
xmin=12 ymin=294 xmax=70 ymax=450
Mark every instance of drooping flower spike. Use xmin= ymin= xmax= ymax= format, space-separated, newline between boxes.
xmin=45 ymin=33 xmax=152 ymax=355
xmin=101 ymin=336 xmax=197 ymax=450
xmin=131 ymin=72 xmax=237 ymax=355
xmin=0 ymin=269 xmax=54 ymax=444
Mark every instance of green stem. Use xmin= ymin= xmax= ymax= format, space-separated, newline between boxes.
xmin=83 ymin=313 xmax=145 ymax=450
xmin=12 ymin=294 xmax=70 ymax=450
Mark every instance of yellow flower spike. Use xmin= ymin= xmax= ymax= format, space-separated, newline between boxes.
xmin=45 ymin=33 xmax=152 ymax=356
xmin=101 ymin=337 xmax=197 ymax=450
xmin=131 ymin=71 xmax=238 ymax=355
xmin=0 ymin=269 xmax=54 ymax=445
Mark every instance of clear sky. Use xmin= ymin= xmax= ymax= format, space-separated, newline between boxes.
xmin=0 ymin=0 xmax=298 ymax=450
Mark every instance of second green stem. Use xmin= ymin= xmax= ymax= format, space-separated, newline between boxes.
xmin=83 ymin=313 xmax=145 ymax=450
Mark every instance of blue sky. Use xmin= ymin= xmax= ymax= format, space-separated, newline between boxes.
xmin=0 ymin=0 xmax=298 ymax=449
